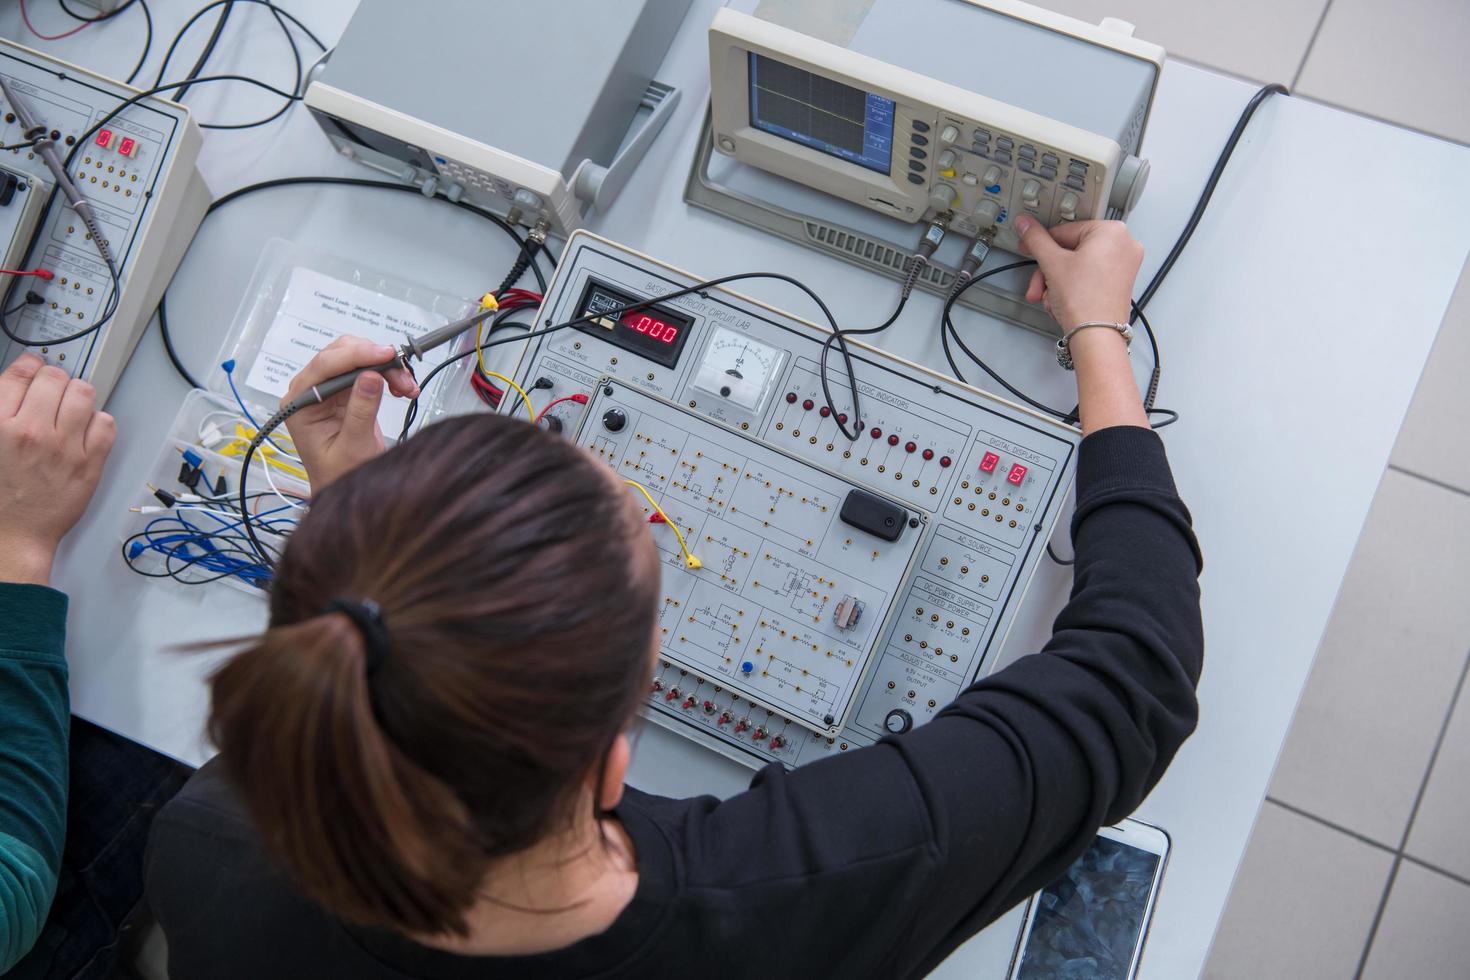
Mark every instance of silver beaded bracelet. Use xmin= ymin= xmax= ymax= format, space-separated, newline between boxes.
xmin=1055 ymin=321 xmax=1134 ymax=371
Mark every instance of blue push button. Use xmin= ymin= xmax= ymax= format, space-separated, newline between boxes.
xmin=741 ymin=661 xmax=754 ymax=674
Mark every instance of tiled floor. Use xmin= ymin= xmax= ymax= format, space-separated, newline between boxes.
xmin=1031 ymin=0 xmax=1470 ymax=977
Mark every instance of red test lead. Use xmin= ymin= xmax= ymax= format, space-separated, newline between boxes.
xmin=0 ymin=267 xmax=55 ymax=280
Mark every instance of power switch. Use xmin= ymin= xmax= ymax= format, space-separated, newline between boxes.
xmin=839 ymin=488 xmax=907 ymax=542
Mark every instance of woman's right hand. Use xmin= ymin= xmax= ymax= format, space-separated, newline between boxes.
xmin=1013 ymin=216 xmax=1144 ymax=331
xmin=282 ymin=336 xmax=420 ymax=490
xmin=1012 ymin=216 xmax=1150 ymax=434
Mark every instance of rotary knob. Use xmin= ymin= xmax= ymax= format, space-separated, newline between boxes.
xmin=983 ymin=165 xmax=1002 ymax=188
xmin=1059 ymin=191 xmax=1080 ymax=221
xmin=939 ymin=124 xmax=960 ymax=144
xmin=602 ymin=408 xmax=627 ymax=432
xmin=928 ymin=183 xmax=957 ymax=211
xmin=884 ymin=708 xmax=913 ymax=735
xmin=936 ymin=149 xmax=957 ymax=177
xmin=1022 ymin=179 xmax=1041 ymax=210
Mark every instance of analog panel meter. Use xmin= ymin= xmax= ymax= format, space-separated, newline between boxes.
xmin=691 ymin=326 xmax=787 ymax=414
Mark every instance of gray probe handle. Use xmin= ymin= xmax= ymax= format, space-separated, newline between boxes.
xmin=284 ymin=306 xmax=499 ymax=413
xmin=0 ymin=76 xmax=117 ymax=274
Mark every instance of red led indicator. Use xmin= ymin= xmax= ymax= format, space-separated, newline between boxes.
xmin=95 ymin=129 xmax=114 ymax=148
xmin=869 ymin=427 xmax=882 ymax=439
xmin=904 ymin=441 xmax=917 ymax=454
xmin=979 ymin=451 xmax=1001 ymax=473
xmin=802 ymin=398 xmax=815 ymax=411
xmin=819 ymin=406 xmax=831 ymax=418
xmin=785 ymin=392 xmax=797 ymax=404
xmin=922 ymin=448 xmax=934 ymax=461
xmin=1007 ymin=463 xmax=1028 ymax=486
xmin=939 ymin=456 xmax=952 ymax=468
xmin=117 ymin=136 xmax=137 ymax=157
xmin=887 ymin=435 xmax=900 ymax=447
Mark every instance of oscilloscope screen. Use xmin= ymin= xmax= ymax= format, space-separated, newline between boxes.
xmin=748 ymin=52 xmax=896 ymax=175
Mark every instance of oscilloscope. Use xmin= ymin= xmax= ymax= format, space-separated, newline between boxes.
xmin=706 ymin=0 xmax=1164 ymax=253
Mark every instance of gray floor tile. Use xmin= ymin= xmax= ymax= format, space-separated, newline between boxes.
xmin=1269 ymin=470 xmax=1470 ymax=845
xmin=1032 ymin=0 xmax=1327 ymax=84
xmin=1362 ymin=861 xmax=1470 ymax=979
xmin=1295 ymin=0 xmax=1470 ymax=142
xmin=1393 ymin=258 xmax=1470 ymax=494
xmin=1204 ymin=802 xmax=1392 ymax=980
xmin=1405 ymin=669 xmax=1470 ymax=880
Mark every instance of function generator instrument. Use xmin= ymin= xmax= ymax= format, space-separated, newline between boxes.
xmin=304 ymin=0 xmax=694 ymax=242
xmin=689 ymin=0 xmax=1163 ymax=334
xmin=0 ymin=39 xmax=208 ymax=401
xmin=512 ymin=232 xmax=1081 ymax=769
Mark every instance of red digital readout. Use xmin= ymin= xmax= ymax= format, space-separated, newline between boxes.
xmin=979 ymin=451 xmax=1001 ymax=473
xmin=95 ymin=129 xmax=114 ymax=148
xmin=621 ymin=311 xmax=679 ymax=344
xmin=1007 ymin=463 xmax=1028 ymax=486
xmin=117 ymin=137 xmax=137 ymax=157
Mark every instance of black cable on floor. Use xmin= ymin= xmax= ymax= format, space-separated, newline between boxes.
xmin=123 ymin=0 xmax=152 ymax=85
xmin=172 ymin=0 xmax=234 ymax=101
xmin=1133 ymin=83 xmax=1288 ymax=316
xmin=57 ymin=0 xmax=138 ymax=23
xmin=155 ymin=300 xmax=203 ymax=389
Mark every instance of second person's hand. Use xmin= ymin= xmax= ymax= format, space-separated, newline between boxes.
xmin=282 ymin=336 xmax=420 ymax=490
xmin=0 ymin=354 xmax=116 ymax=585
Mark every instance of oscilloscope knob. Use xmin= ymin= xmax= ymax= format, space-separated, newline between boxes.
xmin=602 ymin=408 xmax=628 ymax=432
xmin=928 ymin=184 xmax=957 ymax=212
xmin=884 ymin=709 xmax=913 ymax=735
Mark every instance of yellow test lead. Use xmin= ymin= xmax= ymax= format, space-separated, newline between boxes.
xmin=472 ymin=293 xmax=535 ymax=422
xmin=624 ymin=478 xmax=701 ymax=570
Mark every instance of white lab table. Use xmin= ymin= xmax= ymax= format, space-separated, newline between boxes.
xmin=4 ymin=2 xmax=1467 ymax=978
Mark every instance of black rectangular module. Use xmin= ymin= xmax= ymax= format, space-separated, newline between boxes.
xmin=574 ymin=279 xmax=695 ymax=369
xmin=840 ymin=488 xmax=907 ymax=542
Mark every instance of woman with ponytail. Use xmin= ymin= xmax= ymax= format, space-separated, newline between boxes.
xmin=147 ymin=222 xmax=1204 ymax=979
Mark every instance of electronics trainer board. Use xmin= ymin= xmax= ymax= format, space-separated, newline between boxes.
xmin=0 ymin=39 xmax=208 ymax=400
xmin=516 ymin=232 xmax=1081 ymax=768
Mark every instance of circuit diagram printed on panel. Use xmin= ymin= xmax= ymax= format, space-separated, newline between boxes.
xmin=582 ymin=383 xmax=925 ymax=736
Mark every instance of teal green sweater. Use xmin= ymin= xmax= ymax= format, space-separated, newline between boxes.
xmin=0 ymin=583 xmax=68 ymax=974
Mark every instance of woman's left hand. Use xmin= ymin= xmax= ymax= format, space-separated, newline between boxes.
xmin=282 ymin=336 xmax=419 ymax=490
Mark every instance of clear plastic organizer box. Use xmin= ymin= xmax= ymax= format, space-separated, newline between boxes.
xmin=119 ymin=240 xmax=486 ymax=597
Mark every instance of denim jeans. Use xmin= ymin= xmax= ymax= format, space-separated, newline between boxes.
xmin=9 ymin=718 xmax=194 ymax=980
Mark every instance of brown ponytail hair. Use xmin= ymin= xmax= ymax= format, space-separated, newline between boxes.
xmin=207 ymin=414 xmax=659 ymax=937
